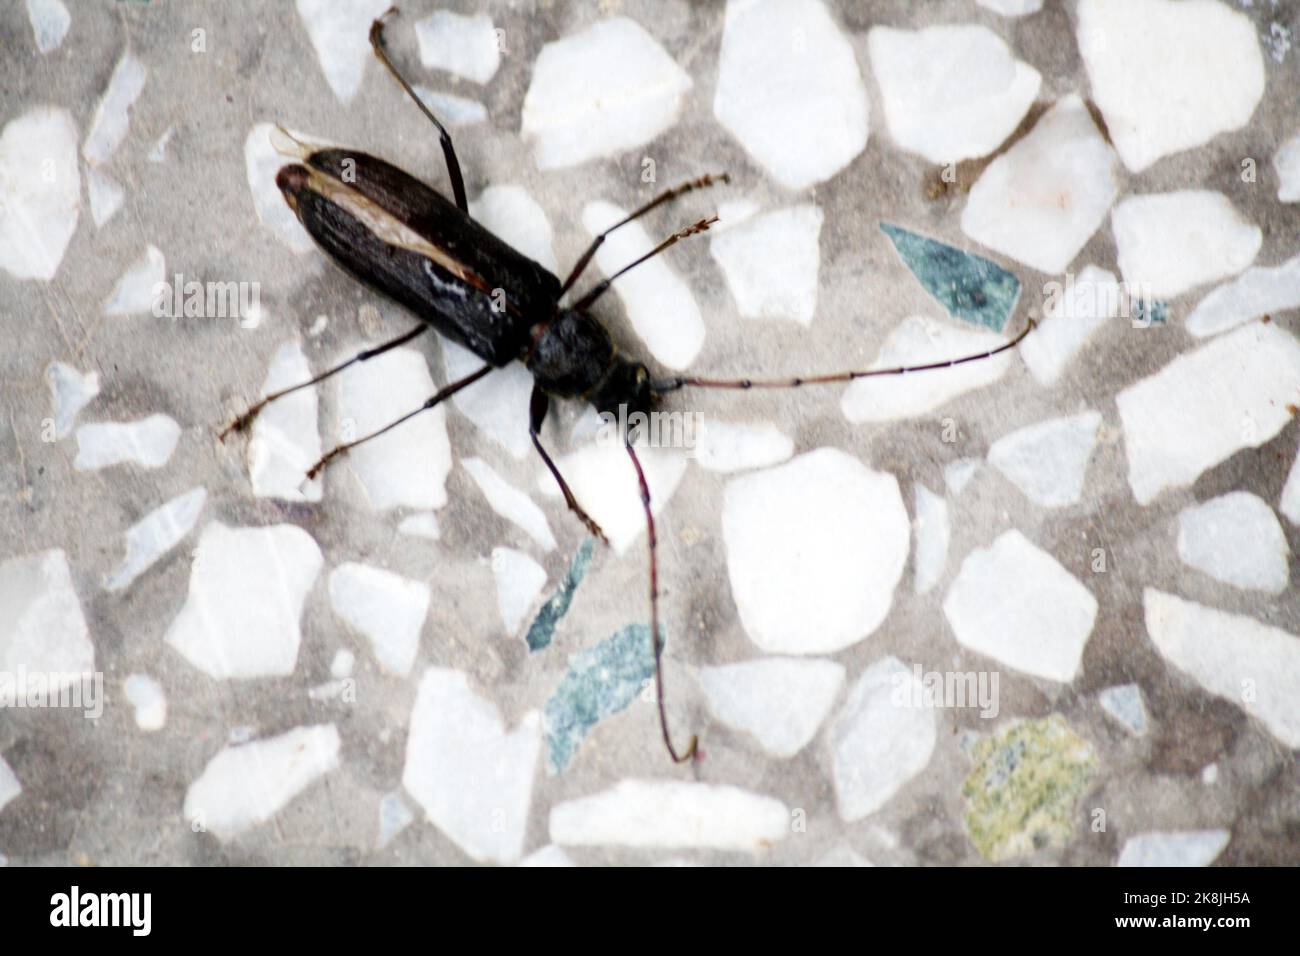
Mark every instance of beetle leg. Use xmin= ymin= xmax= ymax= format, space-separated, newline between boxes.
xmin=302 ymin=363 xmax=492 ymax=481
xmin=572 ymin=216 xmax=718 ymax=312
xmin=369 ymin=7 xmax=469 ymax=212
xmin=220 ymin=324 xmax=429 ymax=441
xmin=559 ymin=172 xmax=730 ymax=298
xmin=529 ymin=385 xmax=609 ymax=545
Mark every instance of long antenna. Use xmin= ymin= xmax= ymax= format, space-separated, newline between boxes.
xmin=654 ymin=317 xmax=1036 ymax=393
xmin=624 ymin=438 xmax=697 ymax=764
xmin=573 ymin=217 xmax=718 ymax=312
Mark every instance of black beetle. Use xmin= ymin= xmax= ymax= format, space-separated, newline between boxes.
xmin=223 ymin=7 xmax=1034 ymax=764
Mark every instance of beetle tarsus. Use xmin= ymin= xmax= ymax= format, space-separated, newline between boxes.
xmin=667 ymin=734 xmax=699 ymax=765
xmin=218 ymin=405 xmax=262 ymax=442
xmin=370 ymin=6 xmax=399 ymax=47
xmin=305 ymin=447 xmax=342 ymax=481
xmin=576 ymin=510 xmax=609 ymax=546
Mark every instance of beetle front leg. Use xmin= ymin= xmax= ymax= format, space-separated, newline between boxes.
xmin=529 ymin=386 xmax=609 ymax=545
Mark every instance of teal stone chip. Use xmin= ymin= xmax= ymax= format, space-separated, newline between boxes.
xmin=543 ymin=623 xmax=657 ymax=774
xmin=880 ymin=222 xmax=1021 ymax=333
xmin=523 ymin=538 xmax=595 ymax=653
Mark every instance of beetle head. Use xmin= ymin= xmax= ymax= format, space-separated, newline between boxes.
xmin=590 ymin=358 xmax=655 ymax=429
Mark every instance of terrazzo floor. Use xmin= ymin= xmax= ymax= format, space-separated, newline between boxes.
xmin=1 ymin=0 xmax=1298 ymax=866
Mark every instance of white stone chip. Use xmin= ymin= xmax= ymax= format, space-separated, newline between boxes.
xmin=976 ymin=0 xmax=1043 ymax=15
xmin=1116 ymin=322 xmax=1300 ymax=505
xmin=403 ymin=668 xmax=541 ymax=864
xmin=1118 ymin=829 xmax=1231 ymax=867
xmin=944 ymin=530 xmax=1097 ymax=682
xmin=247 ymin=340 xmax=323 ymax=503
xmin=987 ymin=411 xmax=1102 ymax=508
xmin=521 ymin=18 xmax=691 ymax=169
xmin=537 ymin=439 xmax=686 ymax=555
xmin=691 ymin=419 xmax=793 ymax=474
xmin=695 ymin=657 xmax=845 ymax=758
xmin=330 ymin=649 xmax=355 ymax=679
xmin=0 ymin=549 xmax=94 ymax=685
xmin=1282 ymin=448 xmax=1300 ymax=526
xmin=165 ymin=522 xmax=323 ymax=679
xmin=26 ymin=0 xmax=70 ymax=53
xmin=961 ymin=95 xmax=1118 ymax=275
xmin=464 ymin=457 xmax=556 ymax=553
xmin=1276 ymin=130 xmax=1300 ymax=203
xmin=0 ymin=107 xmax=80 ymax=280
xmin=411 ymin=87 xmax=488 ymax=127
xmin=147 ymin=126 xmax=174 ymax=163
xmin=397 ymin=512 xmax=440 ymax=541
xmin=869 ymin=25 xmax=1040 ymax=165
xmin=0 ymin=755 xmax=19 ymax=815
xmin=710 ymin=205 xmax=823 ymax=325
xmin=581 ymin=200 xmax=705 ymax=370
xmin=944 ymin=458 xmax=982 ymax=496
xmin=377 ymin=791 xmax=415 ymax=849
xmin=1077 ymin=0 xmax=1265 ymax=173
xmin=415 ymin=10 xmax=500 ymax=84
xmin=73 ymin=415 xmax=181 ymax=471
xmin=714 ymin=0 xmax=869 ymax=190
xmin=103 ymin=244 xmax=165 ymax=316
xmin=841 ymin=317 xmax=1012 ymax=423
xmin=45 ymin=362 xmax=99 ymax=439
xmin=1144 ymin=589 xmax=1300 ymax=748
xmin=104 ymin=487 xmax=206 ymax=592
xmin=1021 ymin=266 xmax=1120 ymax=386
xmin=715 ymin=198 xmax=761 ymax=229
xmin=722 ymin=448 xmax=909 ymax=655
xmin=1177 ymin=492 xmax=1289 ymax=594
xmin=518 ymin=844 xmax=575 ymax=867
xmin=1186 ymin=255 xmax=1300 ymax=339
xmin=1098 ymin=683 xmax=1148 ymax=736
xmin=82 ymin=52 xmax=145 ymax=167
xmin=470 ymin=184 xmax=558 ymax=273
xmin=123 ymin=674 xmax=167 ymax=731
xmin=335 ymin=347 xmax=452 ymax=511
xmin=294 ymin=0 xmax=390 ymax=103
xmin=831 ymin=656 xmax=937 ymax=821
xmin=441 ymin=336 xmax=533 ymax=460
xmin=183 ymin=725 xmax=340 ymax=840
xmin=1112 ymin=191 xmax=1261 ymax=300
xmin=329 ymin=563 xmax=429 ymax=677
xmin=491 ymin=547 xmax=547 ymax=637
xmin=912 ymin=483 xmax=950 ymax=596
xmin=244 ymin=123 xmax=314 ymax=253
xmin=549 ymin=780 xmax=789 ymax=851
xmin=86 ymin=166 xmax=124 ymax=229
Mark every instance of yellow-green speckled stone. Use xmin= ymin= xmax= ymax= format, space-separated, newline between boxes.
xmin=962 ymin=715 xmax=1098 ymax=862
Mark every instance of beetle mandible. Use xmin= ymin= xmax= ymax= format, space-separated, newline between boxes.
xmin=222 ymin=7 xmax=1035 ymax=764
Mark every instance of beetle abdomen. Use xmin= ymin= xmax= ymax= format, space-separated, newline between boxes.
xmin=277 ymin=152 xmax=560 ymax=367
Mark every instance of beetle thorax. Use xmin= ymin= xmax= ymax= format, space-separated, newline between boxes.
xmin=526 ymin=310 xmax=653 ymax=419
